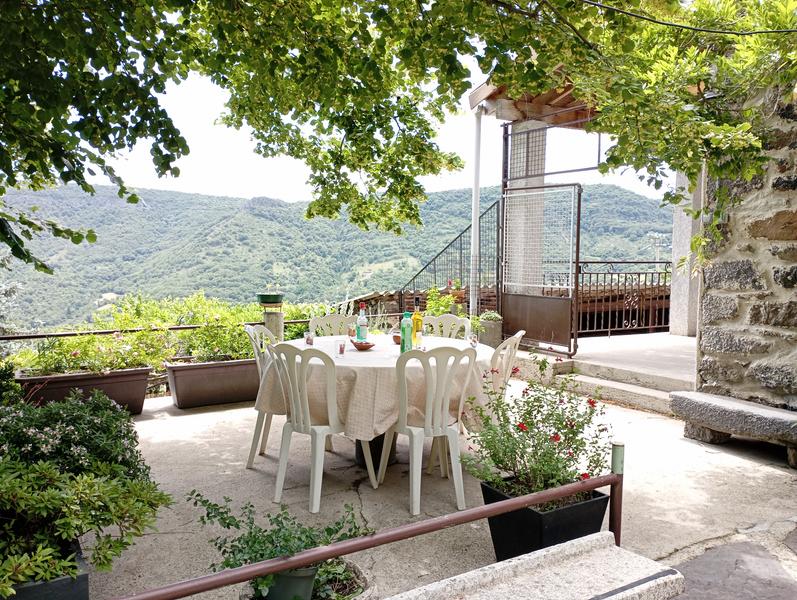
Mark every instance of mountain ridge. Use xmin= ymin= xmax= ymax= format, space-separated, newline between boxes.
xmin=2 ymin=183 xmax=670 ymax=327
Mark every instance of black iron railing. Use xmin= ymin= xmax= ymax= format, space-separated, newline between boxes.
xmin=400 ymin=201 xmax=499 ymax=309
xmin=540 ymin=261 xmax=671 ymax=336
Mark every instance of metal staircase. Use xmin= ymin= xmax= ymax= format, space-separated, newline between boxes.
xmin=399 ymin=201 xmax=499 ymax=310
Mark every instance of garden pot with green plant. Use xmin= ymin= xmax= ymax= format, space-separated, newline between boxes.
xmin=166 ymin=318 xmax=261 ymax=409
xmin=188 ymin=493 xmax=370 ymax=600
xmin=12 ymin=331 xmax=165 ymax=414
xmin=463 ymin=359 xmax=611 ymax=561
xmin=478 ymin=311 xmax=503 ymax=348
xmin=0 ymin=378 xmax=171 ymax=599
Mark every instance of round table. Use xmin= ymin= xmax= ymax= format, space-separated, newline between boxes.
xmin=256 ymin=334 xmax=495 ymax=445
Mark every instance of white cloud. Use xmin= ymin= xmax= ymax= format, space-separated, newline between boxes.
xmin=89 ymin=74 xmax=674 ymax=202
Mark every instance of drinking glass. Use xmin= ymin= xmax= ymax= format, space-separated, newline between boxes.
xmin=468 ymin=333 xmax=478 ymax=348
xmin=304 ymin=331 xmax=314 ymax=346
xmin=416 ymin=330 xmax=424 ymax=352
xmin=347 ymin=323 xmax=356 ymax=338
xmin=336 ymin=339 xmax=346 ymax=357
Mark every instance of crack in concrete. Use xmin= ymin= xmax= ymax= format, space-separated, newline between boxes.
xmin=351 ymin=475 xmax=371 ymax=530
xmin=655 ymin=530 xmax=739 ymax=562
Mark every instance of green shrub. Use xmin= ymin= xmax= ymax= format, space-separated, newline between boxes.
xmin=0 ymin=388 xmax=151 ymax=479
xmin=479 ymin=310 xmax=502 ymax=322
xmin=188 ymin=492 xmax=369 ymax=599
xmin=0 ymin=384 xmax=170 ymax=597
xmin=463 ymin=359 xmax=611 ymax=508
xmin=10 ymin=293 xmax=333 ymax=371
xmin=0 ymin=459 xmax=171 ymax=598
xmin=12 ymin=330 xmax=169 ymax=376
xmin=0 ymin=362 xmax=22 ymax=406
xmin=424 ymin=287 xmax=457 ymax=316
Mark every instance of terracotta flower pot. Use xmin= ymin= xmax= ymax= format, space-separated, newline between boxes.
xmin=166 ymin=359 xmax=259 ymax=408
xmin=17 ymin=367 xmax=151 ymax=415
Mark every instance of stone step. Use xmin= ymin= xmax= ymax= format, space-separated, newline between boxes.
xmin=570 ymin=360 xmax=693 ymax=393
xmin=386 ymin=532 xmax=684 ymax=600
xmin=671 ymin=391 xmax=797 ymax=468
xmin=557 ymin=373 xmax=674 ymax=415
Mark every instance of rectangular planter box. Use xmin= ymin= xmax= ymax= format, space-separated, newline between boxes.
xmin=480 ymin=320 xmax=503 ymax=348
xmin=166 ymin=358 xmax=259 ymax=409
xmin=17 ymin=367 xmax=152 ymax=415
xmin=480 ymin=481 xmax=609 ymax=561
xmin=12 ymin=542 xmax=88 ymax=600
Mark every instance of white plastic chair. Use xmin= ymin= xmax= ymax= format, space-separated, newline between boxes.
xmin=427 ymin=330 xmax=527 ymax=478
xmin=309 ymin=314 xmax=357 ymax=337
xmin=271 ymin=343 xmax=378 ymax=513
xmin=244 ymin=324 xmax=280 ymax=468
xmin=422 ymin=314 xmax=471 ymax=339
xmin=377 ymin=346 xmax=476 ymax=515
xmin=490 ymin=330 xmax=526 ymax=394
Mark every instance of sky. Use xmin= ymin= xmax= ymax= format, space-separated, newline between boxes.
xmin=90 ymin=74 xmax=674 ymax=202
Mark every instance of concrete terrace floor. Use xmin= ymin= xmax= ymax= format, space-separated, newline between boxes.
xmin=91 ymin=382 xmax=797 ymax=599
xmin=573 ymin=332 xmax=697 ymax=383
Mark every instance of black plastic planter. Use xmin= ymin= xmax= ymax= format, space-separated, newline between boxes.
xmin=257 ymin=292 xmax=284 ymax=305
xmin=12 ymin=542 xmax=89 ymax=600
xmin=480 ymin=481 xmax=609 ymax=561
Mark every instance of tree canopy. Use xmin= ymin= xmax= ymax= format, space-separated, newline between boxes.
xmin=2 ymin=0 xmax=796 ymax=270
xmin=0 ymin=1 xmax=195 ymax=272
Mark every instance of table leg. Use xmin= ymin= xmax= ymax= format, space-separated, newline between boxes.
xmin=356 ymin=433 xmax=397 ymax=469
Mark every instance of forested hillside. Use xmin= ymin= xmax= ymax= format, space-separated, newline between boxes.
xmin=2 ymin=184 xmax=670 ymax=327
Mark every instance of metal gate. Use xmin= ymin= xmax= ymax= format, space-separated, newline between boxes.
xmin=499 ymin=183 xmax=581 ymax=356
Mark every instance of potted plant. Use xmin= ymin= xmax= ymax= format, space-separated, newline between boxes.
xmin=478 ymin=311 xmax=503 ymax=348
xmin=188 ymin=493 xmax=369 ymax=600
xmin=12 ymin=330 xmax=165 ymax=414
xmin=257 ymin=282 xmax=284 ymax=306
xmin=447 ymin=278 xmax=465 ymax=304
xmin=161 ymin=293 xmax=263 ymax=408
xmin=0 ymin=380 xmax=171 ymax=599
xmin=463 ymin=359 xmax=612 ymax=561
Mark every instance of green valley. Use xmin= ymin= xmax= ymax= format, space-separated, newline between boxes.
xmin=2 ymin=184 xmax=671 ymax=328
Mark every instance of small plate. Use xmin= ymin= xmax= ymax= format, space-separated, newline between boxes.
xmin=350 ymin=339 xmax=375 ymax=351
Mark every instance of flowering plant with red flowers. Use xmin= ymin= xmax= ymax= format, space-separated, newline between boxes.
xmin=462 ymin=358 xmax=611 ymax=508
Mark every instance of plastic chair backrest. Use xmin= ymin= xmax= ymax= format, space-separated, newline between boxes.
xmin=421 ymin=314 xmax=471 ymax=339
xmin=396 ymin=346 xmax=476 ymax=437
xmin=309 ymin=314 xmax=357 ymax=337
xmin=270 ymin=343 xmax=340 ymax=434
xmin=244 ymin=324 xmax=279 ymax=377
xmin=490 ymin=330 xmax=525 ymax=393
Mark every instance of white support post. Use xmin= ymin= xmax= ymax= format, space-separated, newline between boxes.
xmin=469 ymin=105 xmax=483 ymax=316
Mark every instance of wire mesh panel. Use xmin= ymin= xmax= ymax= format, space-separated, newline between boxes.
xmin=502 ymin=186 xmax=578 ymax=297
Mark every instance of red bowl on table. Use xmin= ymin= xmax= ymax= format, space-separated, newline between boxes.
xmin=350 ymin=339 xmax=375 ymax=351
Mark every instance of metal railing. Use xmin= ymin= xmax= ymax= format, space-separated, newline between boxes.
xmin=400 ymin=201 xmax=499 ymax=309
xmin=540 ymin=261 xmax=671 ymax=336
xmin=119 ymin=444 xmax=625 ymax=600
xmin=0 ymin=314 xmax=406 ymax=342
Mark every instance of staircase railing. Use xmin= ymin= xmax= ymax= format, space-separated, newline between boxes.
xmin=400 ymin=201 xmax=499 ymax=302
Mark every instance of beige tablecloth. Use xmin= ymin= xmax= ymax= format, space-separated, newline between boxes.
xmin=256 ymin=335 xmax=494 ymax=441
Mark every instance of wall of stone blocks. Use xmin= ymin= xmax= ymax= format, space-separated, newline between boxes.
xmin=697 ymin=104 xmax=797 ymax=410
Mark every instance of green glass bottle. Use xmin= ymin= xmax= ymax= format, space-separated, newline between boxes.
xmin=400 ymin=311 xmax=413 ymax=353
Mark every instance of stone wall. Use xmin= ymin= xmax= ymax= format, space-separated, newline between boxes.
xmin=697 ymin=103 xmax=797 ymax=410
